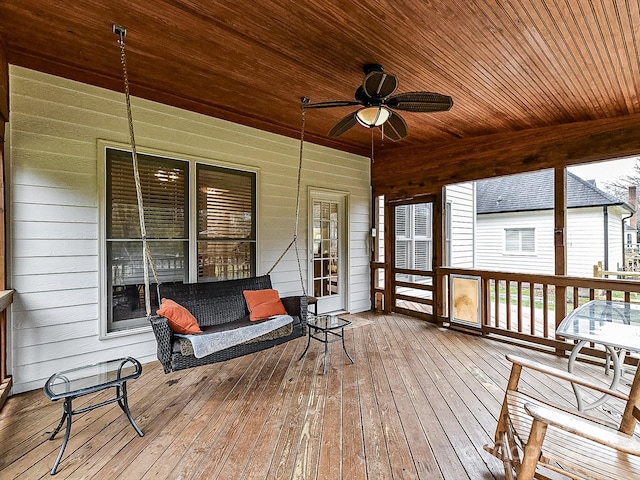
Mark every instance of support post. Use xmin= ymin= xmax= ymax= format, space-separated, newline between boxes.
xmin=554 ymin=167 xmax=567 ymax=353
xmin=0 ymin=32 xmax=10 ymax=410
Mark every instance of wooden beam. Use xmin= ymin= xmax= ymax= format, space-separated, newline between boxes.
xmin=373 ymin=113 xmax=640 ymax=198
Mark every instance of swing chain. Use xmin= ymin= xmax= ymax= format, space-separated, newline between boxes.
xmin=116 ymin=26 xmax=160 ymax=317
xmin=267 ymin=103 xmax=307 ymax=296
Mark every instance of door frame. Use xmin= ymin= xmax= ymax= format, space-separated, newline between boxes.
xmin=387 ymin=195 xmax=438 ymax=320
xmin=308 ymin=187 xmax=349 ymax=314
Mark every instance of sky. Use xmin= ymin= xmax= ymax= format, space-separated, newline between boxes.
xmin=567 ymin=155 xmax=640 ymax=186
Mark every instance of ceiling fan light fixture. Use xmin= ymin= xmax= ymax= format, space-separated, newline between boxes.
xmin=355 ymin=106 xmax=390 ymax=128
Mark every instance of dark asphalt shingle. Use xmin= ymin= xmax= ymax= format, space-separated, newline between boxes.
xmin=475 ymin=170 xmax=633 ymax=214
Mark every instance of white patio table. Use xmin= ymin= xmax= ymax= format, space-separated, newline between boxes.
xmin=557 ymin=299 xmax=640 ymax=411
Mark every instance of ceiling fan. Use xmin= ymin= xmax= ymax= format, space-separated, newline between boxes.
xmin=303 ymin=64 xmax=453 ymax=141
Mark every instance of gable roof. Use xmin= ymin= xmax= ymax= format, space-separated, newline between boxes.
xmin=476 ymin=170 xmax=634 ymax=214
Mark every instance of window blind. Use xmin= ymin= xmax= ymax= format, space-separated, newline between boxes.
xmin=107 ymin=149 xmax=187 ymax=240
xmin=197 ymin=165 xmax=255 ymax=240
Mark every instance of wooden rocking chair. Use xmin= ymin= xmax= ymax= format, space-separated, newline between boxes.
xmin=484 ymin=354 xmax=640 ymax=479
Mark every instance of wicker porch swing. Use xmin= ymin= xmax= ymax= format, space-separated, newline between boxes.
xmin=113 ymin=25 xmax=309 ymax=372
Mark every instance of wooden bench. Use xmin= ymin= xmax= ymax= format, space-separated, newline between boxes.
xmin=484 ymin=354 xmax=640 ymax=480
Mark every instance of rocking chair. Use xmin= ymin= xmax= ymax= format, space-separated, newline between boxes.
xmin=484 ymin=354 xmax=640 ymax=479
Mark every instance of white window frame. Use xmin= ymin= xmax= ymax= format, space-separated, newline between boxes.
xmin=503 ymin=227 xmax=536 ymax=255
xmin=98 ymin=140 xmax=259 ymax=338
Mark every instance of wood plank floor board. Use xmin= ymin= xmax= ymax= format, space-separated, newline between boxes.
xmin=316 ymin=340 xmax=344 ymax=480
xmin=196 ymin=340 xmax=298 ymax=480
xmin=238 ymin=341 xmax=310 ymax=480
xmin=402 ymin=318 xmax=508 ymax=439
xmin=372 ymin=316 xmax=473 ymax=480
xmin=352 ymin=324 xmax=394 ymax=479
xmin=339 ymin=328 xmax=367 ymax=480
xmin=263 ymin=343 xmax=323 ymax=480
xmin=372 ymin=315 xmax=444 ymax=479
xmin=364 ymin=322 xmax=420 ymax=480
xmin=152 ymin=345 xmax=278 ymax=480
xmin=389 ymin=315 xmax=501 ymax=480
xmin=290 ymin=344 xmax=329 ymax=480
xmin=0 ymin=311 xmax=630 ymax=479
xmin=122 ymin=349 xmax=262 ymax=479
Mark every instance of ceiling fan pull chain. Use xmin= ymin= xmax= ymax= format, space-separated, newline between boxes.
xmin=371 ymin=127 xmax=375 ymax=164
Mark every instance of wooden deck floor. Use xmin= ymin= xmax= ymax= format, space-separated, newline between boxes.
xmin=0 ymin=312 xmax=629 ymax=479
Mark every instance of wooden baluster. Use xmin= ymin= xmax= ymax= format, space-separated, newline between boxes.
xmin=506 ymin=280 xmax=511 ymax=331
xmin=517 ymin=281 xmax=523 ymax=333
xmin=543 ymin=284 xmax=549 ymax=338
xmin=529 ymin=283 xmax=535 ymax=336
xmin=494 ymin=278 xmax=500 ymax=328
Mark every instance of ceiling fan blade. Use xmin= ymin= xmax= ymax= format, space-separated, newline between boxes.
xmin=328 ymin=113 xmax=358 ymax=137
xmin=383 ymin=112 xmax=408 ymax=141
xmin=386 ymin=91 xmax=454 ymax=112
xmin=362 ymin=71 xmax=398 ymax=99
xmin=305 ymin=100 xmax=362 ymax=109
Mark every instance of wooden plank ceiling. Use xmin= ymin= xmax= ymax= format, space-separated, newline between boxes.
xmin=0 ymin=1 xmax=639 ymax=156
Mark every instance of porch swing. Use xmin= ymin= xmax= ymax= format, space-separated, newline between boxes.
xmin=112 ymin=25 xmax=308 ymax=373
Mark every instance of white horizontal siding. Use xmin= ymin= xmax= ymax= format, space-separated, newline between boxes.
xmin=446 ymin=182 xmax=475 ymax=267
xmin=567 ymin=205 xmax=627 ymax=277
xmin=567 ymin=207 xmax=605 ymax=277
xmin=477 ymin=207 xmax=627 ymax=277
xmin=608 ymin=207 xmax=625 ymax=271
xmin=476 ymin=211 xmax=555 ymax=274
xmin=7 ymin=66 xmax=370 ymax=393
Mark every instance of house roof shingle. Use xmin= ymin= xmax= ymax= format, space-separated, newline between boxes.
xmin=475 ymin=170 xmax=633 ymax=214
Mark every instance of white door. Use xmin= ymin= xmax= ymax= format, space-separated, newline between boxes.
xmin=309 ymin=189 xmax=347 ymax=314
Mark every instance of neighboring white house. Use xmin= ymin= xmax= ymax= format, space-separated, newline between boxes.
xmin=6 ymin=66 xmax=371 ymax=394
xmin=445 ymin=182 xmax=476 ymax=268
xmin=474 ymin=170 xmax=634 ymax=277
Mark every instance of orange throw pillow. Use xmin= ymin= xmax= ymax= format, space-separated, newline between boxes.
xmin=157 ymin=298 xmax=202 ymax=334
xmin=243 ymin=289 xmax=287 ymax=321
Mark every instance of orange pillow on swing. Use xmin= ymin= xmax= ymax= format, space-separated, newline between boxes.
xmin=157 ymin=298 xmax=202 ymax=334
xmin=243 ymin=289 xmax=288 ymax=321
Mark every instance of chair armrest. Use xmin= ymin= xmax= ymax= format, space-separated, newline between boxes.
xmin=149 ymin=315 xmax=174 ymax=374
xmin=507 ymin=354 xmax=628 ymax=401
xmin=525 ymin=402 xmax=640 ymax=456
xmin=280 ymin=295 xmax=308 ymax=325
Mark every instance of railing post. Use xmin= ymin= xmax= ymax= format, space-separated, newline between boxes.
xmin=554 ymin=167 xmax=567 ymax=355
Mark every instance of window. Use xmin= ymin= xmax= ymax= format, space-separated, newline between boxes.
xmin=197 ymin=164 xmax=256 ymax=281
xmin=395 ymin=203 xmax=433 ymax=274
xmin=104 ymin=147 xmax=256 ymax=334
xmin=505 ymin=228 xmax=535 ymax=253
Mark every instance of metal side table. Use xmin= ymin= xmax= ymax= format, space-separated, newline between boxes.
xmin=43 ymin=357 xmax=144 ymax=475
xmin=298 ymin=314 xmax=354 ymax=374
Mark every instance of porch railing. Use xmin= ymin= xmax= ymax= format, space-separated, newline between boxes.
xmin=439 ymin=267 xmax=640 ymax=360
xmin=0 ymin=289 xmax=13 ymax=410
